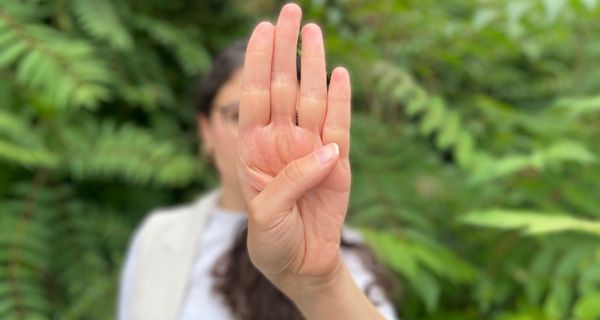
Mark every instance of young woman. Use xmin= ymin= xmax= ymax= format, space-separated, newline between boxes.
xmin=118 ymin=4 xmax=397 ymax=319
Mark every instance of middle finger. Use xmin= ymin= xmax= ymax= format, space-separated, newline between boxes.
xmin=270 ymin=3 xmax=302 ymax=125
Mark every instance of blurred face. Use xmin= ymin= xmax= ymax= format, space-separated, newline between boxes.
xmin=197 ymin=67 xmax=243 ymax=193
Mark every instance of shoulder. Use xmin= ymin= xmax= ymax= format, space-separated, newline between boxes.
xmin=138 ymin=187 xmax=221 ymax=234
xmin=136 ymin=202 xmax=197 ymax=237
xmin=132 ymin=188 xmax=221 ymax=249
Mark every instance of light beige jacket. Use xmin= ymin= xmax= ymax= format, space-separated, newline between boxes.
xmin=121 ymin=188 xmax=221 ymax=320
xmin=118 ymin=187 xmax=398 ymax=320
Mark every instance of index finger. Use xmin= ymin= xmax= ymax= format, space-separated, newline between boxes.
xmin=239 ymin=22 xmax=275 ymax=131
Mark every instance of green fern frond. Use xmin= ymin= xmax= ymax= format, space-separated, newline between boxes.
xmin=111 ymin=47 xmax=176 ymax=109
xmin=0 ymin=111 xmax=33 ymax=141
xmin=460 ymin=209 xmax=600 ymax=236
xmin=46 ymin=187 xmax=114 ymax=317
xmin=63 ymin=121 xmax=201 ymax=186
xmin=373 ymin=61 xmax=483 ymax=169
xmin=373 ymin=62 xmax=598 ymax=184
xmin=361 ymin=228 xmax=476 ymax=312
xmin=0 ymin=8 xmax=113 ymax=110
xmin=132 ymin=14 xmax=210 ymax=76
xmin=70 ymin=0 xmax=133 ymax=51
xmin=553 ymin=95 xmax=600 ymax=117
xmin=470 ymin=140 xmax=596 ymax=183
xmin=60 ymin=271 xmax=116 ymax=320
xmin=0 ymin=111 xmax=59 ymax=168
xmin=0 ymin=184 xmax=53 ymax=319
xmin=0 ymin=181 xmax=124 ymax=320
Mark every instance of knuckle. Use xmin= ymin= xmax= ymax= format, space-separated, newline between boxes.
xmin=242 ymin=79 xmax=270 ymax=92
xmin=323 ymin=125 xmax=348 ymax=138
xmin=328 ymin=94 xmax=350 ymax=104
xmin=302 ymin=52 xmax=325 ymax=60
xmin=301 ymin=87 xmax=327 ymax=101
xmin=248 ymin=198 xmax=269 ymax=226
xmin=271 ymin=71 xmax=297 ymax=86
xmin=247 ymin=198 xmax=261 ymax=215
xmin=275 ymin=29 xmax=298 ymax=42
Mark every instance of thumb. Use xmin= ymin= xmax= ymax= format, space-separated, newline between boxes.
xmin=253 ymin=142 xmax=339 ymax=216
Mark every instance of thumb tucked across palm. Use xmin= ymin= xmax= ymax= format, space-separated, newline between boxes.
xmin=257 ymin=142 xmax=340 ymax=214
xmin=236 ymin=3 xmax=352 ymax=285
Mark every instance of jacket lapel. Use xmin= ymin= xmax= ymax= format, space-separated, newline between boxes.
xmin=130 ymin=188 xmax=221 ymax=320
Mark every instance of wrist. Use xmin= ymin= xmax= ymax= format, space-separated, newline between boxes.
xmin=279 ymin=253 xmax=346 ymax=306
xmin=277 ymin=255 xmax=384 ymax=320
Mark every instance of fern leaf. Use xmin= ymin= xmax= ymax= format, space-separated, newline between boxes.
xmin=0 ymin=188 xmax=53 ymax=319
xmin=0 ymin=8 xmax=113 ymax=109
xmin=63 ymin=120 xmax=201 ymax=186
xmin=132 ymin=14 xmax=210 ymax=76
xmin=553 ymin=96 xmax=600 ymax=117
xmin=372 ymin=61 xmax=482 ymax=170
xmin=460 ymin=209 xmax=600 ymax=236
xmin=470 ymin=140 xmax=596 ymax=183
xmin=0 ymin=111 xmax=59 ymax=168
xmin=70 ymin=0 xmax=133 ymax=51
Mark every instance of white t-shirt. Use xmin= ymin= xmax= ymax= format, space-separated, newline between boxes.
xmin=118 ymin=206 xmax=398 ymax=319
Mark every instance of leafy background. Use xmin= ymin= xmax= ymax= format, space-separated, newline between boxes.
xmin=1 ymin=0 xmax=599 ymax=319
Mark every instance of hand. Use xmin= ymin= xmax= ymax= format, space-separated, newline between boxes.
xmin=237 ymin=3 xmax=351 ymax=293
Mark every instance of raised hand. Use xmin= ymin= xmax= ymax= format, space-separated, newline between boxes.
xmin=236 ymin=3 xmax=352 ymax=292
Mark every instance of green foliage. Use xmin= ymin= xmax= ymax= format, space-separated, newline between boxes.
xmin=1 ymin=0 xmax=599 ymax=319
xmin=0 ymin=111 xmax=59 ymax=167
xmin=307 ymin=0 xmax=600 ymax=318
xmin=461 ymin=210 xmax=600 ymax=236
xmin=0 ymin=8 xmax=113 ymax=110
xmin=360 ymin=227 xmax=476 ymax=312
xmin=62 ymin=120 xmax=201 ymax=187
xmin=71 ymin=0 xmax=133 ymax=51
xmin=132 ymin=14 xmax=210 ymax=76
xmin=371 ymin=61 xmax=481 ymax=170
xmin=0 ymin=1 xmax=219 ymax=318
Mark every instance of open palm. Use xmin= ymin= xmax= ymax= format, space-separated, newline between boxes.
xmin=237 ymin=4 xmax=352 ymax=284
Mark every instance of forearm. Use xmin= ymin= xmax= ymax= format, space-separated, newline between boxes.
xmin=283 ymin=259 xmax=385 ymax=320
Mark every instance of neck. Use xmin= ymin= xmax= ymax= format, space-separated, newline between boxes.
xmin=218 ymin=183 xmax=247 ymax=213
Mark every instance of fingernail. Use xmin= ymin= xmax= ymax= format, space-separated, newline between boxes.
xmin=316 ymin=143 xmax=339 ymax=165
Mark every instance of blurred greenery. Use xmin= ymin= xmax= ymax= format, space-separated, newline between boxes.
xmin=1 ymin=0 xmax=600 ymax=319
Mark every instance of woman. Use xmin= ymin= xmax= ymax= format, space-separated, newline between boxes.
xmin=118 ymin=4 xmax=397 ymax=319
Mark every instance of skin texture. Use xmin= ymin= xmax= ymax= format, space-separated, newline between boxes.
xmin=237 ymin=8 xmax=350 ymax=282
xmin=236 ymin=3 xmax=384 ymax=320
xmin=198 ymin=3 xmax=385 ymax=319
xmin=197 ymin=69 xmax=247 ymax=213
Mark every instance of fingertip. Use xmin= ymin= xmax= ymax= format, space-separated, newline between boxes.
xmin=277 ymin=3 xmax=302 ymax=28
xmin=316 ymin=142 xmax=340 ymax=165
xmin=301 ymin=23 xmax=324 ymax=54
xmin=328 ymin=67 xmax=351 ymax=98
xmin=255 ymin=21 xmax=274 ymax=34
xmin=249 ymin=21 xmax=275 ymax=48
xmin=302 ymin=23 xmax=322 ymax=36
xmin=331 ymin=142 xmax=340 ymax=158
xmin=281 ymin=3 xmax=302 ymax=18
xmin=331 ymin=67 xmax=349 ymax=81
